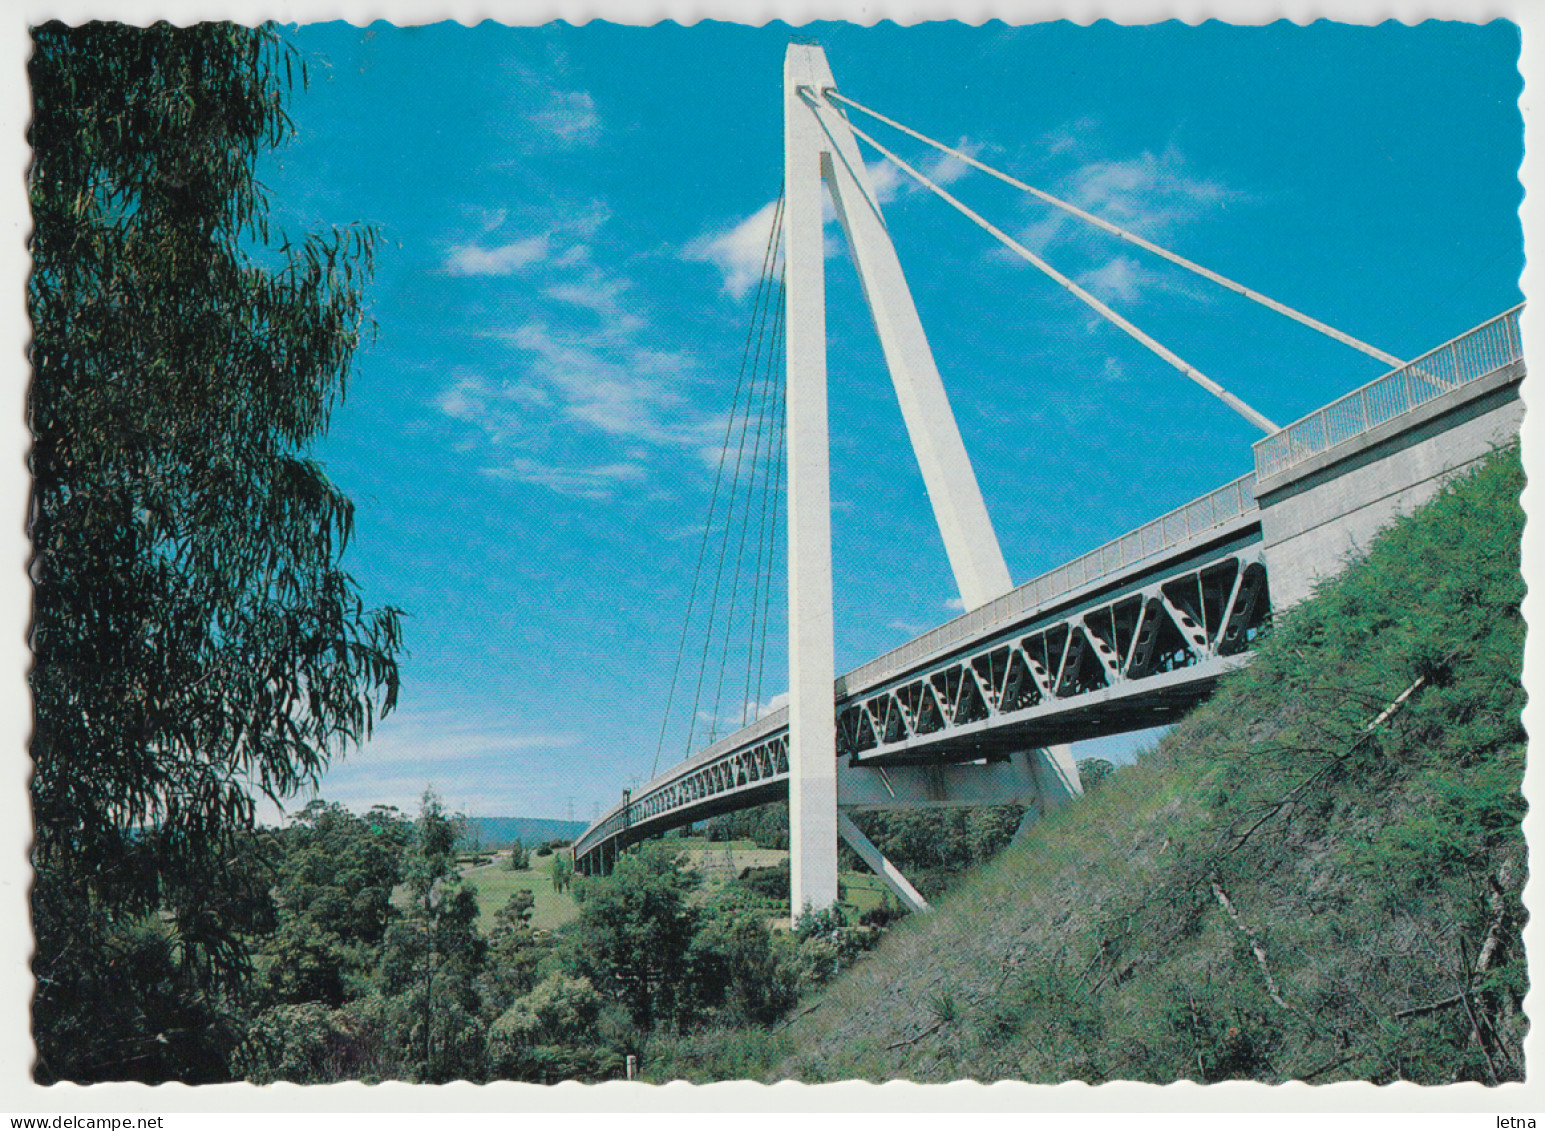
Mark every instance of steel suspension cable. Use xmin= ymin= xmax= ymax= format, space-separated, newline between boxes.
xmin=830 ymin=103 xmax=1281 ymax=435
xmin=729 ymin=269 xmax=784 ymax=730
xmin=707 ymin=267 xmax=785 ymax=740
xmin=653 ymin=188 xmax=785 ymax=776
xmin=824 ymin=89 xmax=1405 ymax=370
xmin=742 ymin=276 xmax=787 ymax=726
xmin=752 ymin=304 xmax=788 ymax=723
xmin=687 ymin=198 xmax=787 ymax=753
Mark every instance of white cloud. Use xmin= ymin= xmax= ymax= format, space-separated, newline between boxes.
xmin=436 ymin=200 xmax=742 ymax=501
xmin=685 ymin=693 xmax=790 ymax=738
xmin=917 ymin=140 xmax=978 ymax=191
xmin=1099 ymin=356 xmax=1128 ymax=384
xmin=251 ymin=708 xmax=585 ymax=823
xmin=1039 ymin=116 xmax=1100 ymax=158
xmin=532 ymin=88 xmax=601 ymax=146
xmin=438 ymin=298 xmax=727 ymax=501
xmin=435 ymin=374 xmax=551 ymax=446
xmin=687 ymin=140 xmax=982 ymax=301
xmin=684 ymin=200 xmax=783 ymax=301
xmin=472 ymin=206 xmax=508 ymax=234
xmin=1020 ymin=143 xmax=1235 ymax=257
xmin=944 ymin=596 xmax=966 ymax=611
xmin=482 ymin=458 xmax=646 ymax=501
xmin=866 ymin=159 xmax=905 ymax=204
xmin=542 ymin=271 xmax=644 ymax=334
xmin=756 ymin=691 xmax=789 ymax=720
xmin=490 ymin=54 xmax=603 ymax=153
xmin=861 ymin=138 xmax=976 ymax=203
xmin=443 ymin=197 xmax=609 ymax=280
xmin=443 ymin=235 xmax=551 ymax=277
xmin=1078 ymin=255 xmax=1153 ymax=305
xmin=499 ymin=320 xmax=696 ymax=444
xmin=1071 ymin=146 xmax=1231 ymax=233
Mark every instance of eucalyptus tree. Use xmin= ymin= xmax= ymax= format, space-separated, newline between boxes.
xmin=378 ymin=791 xmax=487 ymax=1082
xmin=27 ymin=21 xmax=403 ymax=1081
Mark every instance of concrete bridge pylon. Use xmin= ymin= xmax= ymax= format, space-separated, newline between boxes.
xmin=783 ymin=42 xmax=1080 ymax=914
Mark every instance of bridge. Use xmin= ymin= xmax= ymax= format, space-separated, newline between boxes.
xmin=572 ymin=44 xmax=1525 ymax=913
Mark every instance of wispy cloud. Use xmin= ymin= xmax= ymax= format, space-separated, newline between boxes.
xmin=756 ymin=691 xmax=789 ymax=720
xmin=881 ymin=141 xmax=978 ymax=197
xmin=1077 ymin=255 xmax=1156 ymax=305
xmin=542 ymin=269 xmax=644 ymax=334
xmin=687 ymin=142 xmax=978 ymax=301
xmin=865 ymin=158 xmax=906 ymax=204
xmin=441 ymin=202 xmax=609 ymax=279
xmin=1039 ymin=116 xmax=1100 ymax=158
xmin=443 ymin=235 xmax=551 ymax=277
xmin=495 ymin=319 xmax=698 ymax=445
xmin=684 ymin=200 xmax=782 ymax=301
xmin=532 ymin=88 xmax=601 ymax=146
xmin=435 ymin=374 xmax=550 ymax=446
xmin=490 ymin=51 xmax=604 ymax=153
xmin=430 ymin=180 xmax=741 ymax=503
xmin=1018 ymin=143 xmax=1237 ymax=257
xmin=857 ymin=137 xmax=977 ymax=207
xmin=252 ymin=708 xmax=586 ymax=822
xmin=358 ymin=712 xmax=581 ymax=766
xmin=482 ymin=457 xmax=646 ymax=501
xmin=434 ymin=217 xmax=730 ymax=500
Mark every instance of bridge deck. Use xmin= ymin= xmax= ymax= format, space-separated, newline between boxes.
xmin=575 ymin=474 xmax=1264 ymax=866
xmin=573 ymin=305 xmax=1525 ymax=871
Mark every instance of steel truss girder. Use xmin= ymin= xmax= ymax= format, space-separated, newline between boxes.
xmin=573 ymin=543 xmax=1270 ymax=875
xmin=836 ymin=546 xmax=1270 ymax=763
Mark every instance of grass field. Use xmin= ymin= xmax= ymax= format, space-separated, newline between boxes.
xmin=671 ymin=838 xmax=789 ymax=883
xmin=422 ymin=840 xmax=896 ymax=935
xmin=456 ymin=853 xmax=579 ymax=933
xmin=839 ymin=872 xmax=894 ymax=916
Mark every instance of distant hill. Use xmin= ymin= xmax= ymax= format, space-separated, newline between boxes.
xmin=458 ymin=816 xmax=588 ymax=850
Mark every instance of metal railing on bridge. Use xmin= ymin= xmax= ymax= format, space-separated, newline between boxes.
xmin=838 ymin=471 xmax=1259 ymax=695
xmin=1253 ymin=305 xmax=1524 ymax=482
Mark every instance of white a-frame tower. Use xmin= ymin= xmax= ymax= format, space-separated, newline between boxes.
xmin=783 ymin=43 xmax=1074 ymax=913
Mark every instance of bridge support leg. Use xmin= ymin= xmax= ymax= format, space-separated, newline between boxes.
xmin=784 ymin=44 xmax=842 ymax=914
xmin=837 ymin=810 xmax=930 ymax=914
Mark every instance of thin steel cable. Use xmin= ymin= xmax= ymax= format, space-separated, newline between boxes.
xmin=741 ymin=273 xmax=787 ymax=726
xmin=750 ymin=278 xmax=791 ymax=720
xmin=754 ymin=290 xmax=788 ymax=719
xmin=824 ymin=88 xmax=1405 ymax=370
xmin=653 ymin=188 xmax=784 ymax=776
xmin=688 ymin=198 xmax=787 ymax=752
xmin=724 ymin=266 xmax=785 ymax=730
xmin=708 ymin=267 xmax=784 ymax=738
xmin=833 ymin=106 xmax=1281 ymax=435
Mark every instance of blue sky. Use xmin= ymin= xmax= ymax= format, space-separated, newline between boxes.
xmin=254 ymin=20 xmax=1523 ymax=824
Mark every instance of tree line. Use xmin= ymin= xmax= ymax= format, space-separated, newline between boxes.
xmin=71 ymin=791 xmax=887 ymax=1084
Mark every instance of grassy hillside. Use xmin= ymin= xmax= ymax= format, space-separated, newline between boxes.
xmin=747 ymin=446 xmax=1525 ymax=1085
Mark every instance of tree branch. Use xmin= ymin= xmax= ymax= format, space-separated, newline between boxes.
xmin=1224 ymin=656 xmax=1457 ymax=854
xmin=885 ymin=1019 xmax=944 ymax=1051
xmin=1210 ymin=877 xmax=1292 ymax=1012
